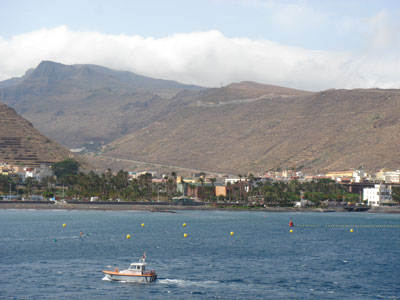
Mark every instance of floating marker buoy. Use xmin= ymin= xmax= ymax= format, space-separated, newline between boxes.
xmin=183 ymin=223 xmax=187 ymax=227
xmin=289 ymin=220 xmax=294 ymax=227
xmin=230 ymin=231 xmax=234 ymax=236
xmin=62 ymin=223 xmax=66 ymax=228
xmin=141 ymin=223 xmax=145 ymax=227
xmin=290 ymin=229 xmax=293 ymax=233
xmin=184 ymin=233 xmax=188 ymax=238
xmin=350 ymin=229 xmax=354 ymax=233
xmin=126 ymin=234 xmax=131 ymax=239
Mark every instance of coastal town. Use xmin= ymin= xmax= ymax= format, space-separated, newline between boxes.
xmin=1 ymin=160 xmax=399 ymax=208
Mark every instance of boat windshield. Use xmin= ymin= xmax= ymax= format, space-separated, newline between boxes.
xmin=129 ymin=264 xmax=145 ymax=270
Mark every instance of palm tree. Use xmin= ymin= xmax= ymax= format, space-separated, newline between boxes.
xmin=138 ymin=173 xmax=152 ymax=201
xmin=198 ymin=177 xmax=205 ymax=201
xmin=167 ymin=178 xmax=174 ymax=202
xmin=163 ymin=176 xmax=169 ymax=201
xmin=237 ymin=174 xmax=243 ymax=203
xmin=209 ymin=178 xmax=216 ymax=202
xmin=170 ymin=171 xmax=177 ymax=195
xmin=129 ymin=178 xmax=141 ymax=200
xmin=188 ymin=183 xmax=196 ymax=198
xmin=227 ymin=182 xmax=232 ymax=202
xmin=171 ymin=171 xmax=177 ymax=182
xmin=101 ymin=173 xmax=108 ymax=200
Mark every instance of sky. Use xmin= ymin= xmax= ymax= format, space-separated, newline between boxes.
xmin=1 ymin=0 xmax=400 ymax=91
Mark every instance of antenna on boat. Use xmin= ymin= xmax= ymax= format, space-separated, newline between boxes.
xmin=140 ymin=251 xmax=147 ymax=263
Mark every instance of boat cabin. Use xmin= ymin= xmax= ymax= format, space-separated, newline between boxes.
xmin=128 ymin=262 xmax=146 ymax=275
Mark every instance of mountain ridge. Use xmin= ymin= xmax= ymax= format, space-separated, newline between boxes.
xmin=0 ymin=61 xmax=206 ymax=147
xmin=2 ymin=61 xmax=400 ymax=173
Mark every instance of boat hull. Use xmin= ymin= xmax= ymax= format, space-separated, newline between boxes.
xmin=103 ymin=271 xmax=157 ymax=283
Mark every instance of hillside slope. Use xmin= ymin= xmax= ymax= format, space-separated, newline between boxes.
xmin=105 ymin=88 xmax=400 ymax=173
xmin=0 ymin=102 xmax=74 ymax=166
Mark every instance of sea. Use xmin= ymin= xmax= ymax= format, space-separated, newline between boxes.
xmin=0 ymin=209 xmax=399 ymax=300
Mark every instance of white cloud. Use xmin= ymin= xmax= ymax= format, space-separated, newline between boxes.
xmin=366 ymin=10 xmax=400 ymax=53
xmin=0 ymin=26 xmax=400 ymax=91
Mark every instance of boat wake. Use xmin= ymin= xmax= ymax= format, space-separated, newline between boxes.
xmin=102 ymin=276 xmax=112 ymax=281
xmin=159 ymin=278 xmax=218 ymax=287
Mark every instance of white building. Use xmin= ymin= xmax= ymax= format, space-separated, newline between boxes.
xmin=294 ymin=200 xmax=313 ymax=208
xmin=352 ymin=169 xmax=368 ymax=183
xmin=375 ymin=170 xmax=400 ymax=183
xmin=22 ymin=164 xmax=54 ymax=182
xmin=225 ymin=178 xmax=247 ymax=185
xmin=384 ymin=171 xmax=400 ymax=183
xmin=363 ymin=184 xmax=393 ymax=206
xmin=128 ymin=171 xmax=157 ymax=179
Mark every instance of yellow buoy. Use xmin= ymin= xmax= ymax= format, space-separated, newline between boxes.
xmin=183 ymin=223 xmax=187 ymax=227
xmin=350 ymin=229 xmax=354 ymax=233
xmin=62 ymin=223 xmax=66 ymax=228
xmin=290 ymin=229 xmax=293 ymax=233
xmin=126 ymin=234 xmax=131 ymax=239
xmin=230 ymin=231 xmax=234 ymax=236
xmin=184 ymin=233 xmax=188 ymax=238
xmin=141 ymin=223 xmax=145 ymax=227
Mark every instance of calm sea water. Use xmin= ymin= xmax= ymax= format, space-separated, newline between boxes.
xmin=0 ymin=209 xmax=399 ymax=300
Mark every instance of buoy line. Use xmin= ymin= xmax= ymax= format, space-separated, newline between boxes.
xmin=297 ymin=224 xmax=400 ymax=228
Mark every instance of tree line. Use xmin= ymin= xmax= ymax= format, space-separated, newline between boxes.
xmin=1 ymin=159 xmax=399 ymax=206
xmin=247 ymin=178 xmax=360 ymax=206
xmin=21 ymin=159 xmax=178 ymax=201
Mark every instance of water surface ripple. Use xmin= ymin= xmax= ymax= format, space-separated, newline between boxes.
xmin=0 ymin=210 xmax=399 ymax=299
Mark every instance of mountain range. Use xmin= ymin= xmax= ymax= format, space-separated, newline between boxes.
xmin=1 ymin=61 xmax=400 ymax=173
xmin=0 ymin=61 xmax=204 ymax=147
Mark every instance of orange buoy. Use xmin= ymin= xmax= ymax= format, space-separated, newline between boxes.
xmin=289 ymin=220 xmax=294 ymax=227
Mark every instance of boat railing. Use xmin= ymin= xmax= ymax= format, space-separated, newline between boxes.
xmin=145 ymin=270 xmax=156 ymax=276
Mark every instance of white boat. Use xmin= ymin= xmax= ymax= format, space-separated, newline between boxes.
xmin=102 ymin=253 xmax=157 ymax=283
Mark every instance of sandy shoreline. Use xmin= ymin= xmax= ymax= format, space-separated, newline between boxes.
xmin=1 ymin=202 xmax=400 ymax=213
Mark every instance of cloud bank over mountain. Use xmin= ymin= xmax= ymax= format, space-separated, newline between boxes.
xmin=1 ymin=26 xmax=400 ymax=91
